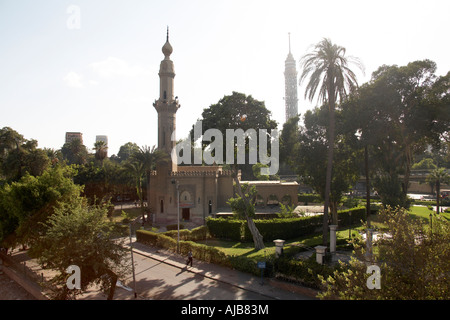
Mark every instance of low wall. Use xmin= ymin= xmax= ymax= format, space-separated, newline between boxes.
xmin=0 ymin=253 xmax=49 ymax=300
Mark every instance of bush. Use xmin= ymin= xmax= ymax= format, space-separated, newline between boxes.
xmin=206 ymin=218 xmax=243 ymax=241
xmin=298 ymin=193 xmax=322 ymax=204
xmin=274 ymin=256 xmax=337 ymax=289
xmin=337 ymin=206 xmax=366 ymax=227
xmin=163 ymin=225 xmax=209 ymax=241
xmin=207 ymin=207 xmax=366 ymax=242
xmin=136 ymin=229 xmax=230 ymax=266
xmin=166 ymin=223 xmax=184 ymax=231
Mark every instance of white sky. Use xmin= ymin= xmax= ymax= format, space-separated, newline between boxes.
xmin=0 ymin=0 xmax=449 ymax=156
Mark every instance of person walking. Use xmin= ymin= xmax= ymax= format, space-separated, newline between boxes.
xmin=186 ymin=250 xmax=193 ymax=267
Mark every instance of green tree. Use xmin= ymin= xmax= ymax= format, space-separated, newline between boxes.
xmin=426 ymin=167 xmax=450 ymax=215
xmin=93 ymin=140 xmax=108 ymax=166
xmin=36 ymin=199 xmax=130 ymax=300
xmin=279 ymin=115 xmax=300 ymax=175
xmin=0 ymin=165 xmax=82 ymax=249
xmin=293 ymin=106 xmax=361 ymax=224
xmin=61 ymin=139 xmax=89 ymax=166
xmin=116 ymin=142 xmax=140 ymax=163
xmin=191 ymin=92 xmax=277 ymax=250
xmin=0 ymin=128 xmax=50 ymax=181
xmin=369 ymin=60 xmax=442 ymax=199
xmin=319 ymin=206 xmax=450 ymax=300
xmin=123 ymin=160 xmax=145 ymax=217
xmin=299 ymin=38 xmax=364 ymax=245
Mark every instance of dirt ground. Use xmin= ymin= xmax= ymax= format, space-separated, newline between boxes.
xmin=0 ymin=272 xmax=36 ymax=300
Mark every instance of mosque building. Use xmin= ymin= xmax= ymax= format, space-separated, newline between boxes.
xmin=149 ymin=30 xmax=298 ymax=226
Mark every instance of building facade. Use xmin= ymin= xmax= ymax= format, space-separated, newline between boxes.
xmin=65 ymin=132 xmax=83 ymax=144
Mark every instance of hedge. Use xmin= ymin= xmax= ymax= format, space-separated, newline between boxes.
xmin=136 ymin=229 xmax=230 ymax=266
xmin=207 ymin=206 xmax=368 ymax=242
xmin=298 ymin=193 xmax=322 ymax=204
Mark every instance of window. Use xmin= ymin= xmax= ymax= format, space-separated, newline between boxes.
xmin=160 ymin=200 xmax=164 ymax=213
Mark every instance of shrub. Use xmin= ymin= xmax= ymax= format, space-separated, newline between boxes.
xmin=337 ymin=206 xmax=366 ymax=227
xmin=136 ymin=229 xmax=230 ymax=266
xmin=166 ymin=223 xmax=184 ymax=231
xmin=274 ymin=256 xmax=337 ymax=289
xmin=206 ymin=218 xmax=243 ymax=241
xmin=298 ymin=193 xmax=322 ymax=204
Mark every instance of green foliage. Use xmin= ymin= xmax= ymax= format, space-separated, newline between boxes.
xmin=412 ymin=158 xmax=437 ymax=170
xmin=207 ymin=207 xmax=366 ymax=242
xmin=276 ymin=203 xmax=296 ymax=218
xmin=319 ymin=206 xmax=450 ymax=299
xmin=36 ymin=199 xmax=131 ymax=299
xmin=227 ymin=183 xmax=257 ymax=219
xmin=0 ymin=165 xmax=82 ymax=247
xmin=136 ymin=229 xmax=229 ymax=266
xmin=297 ymin=193 xmax=322 ymax=204
xmin=274 ymin=256 xmax=336 ymax=289
xmin=374 ymin=174 xmax=411 ymax=209
xmin=206 ymin=218 xmax=243 ymax=241
xmin=252 ymin=163 xmax=269 ymax=181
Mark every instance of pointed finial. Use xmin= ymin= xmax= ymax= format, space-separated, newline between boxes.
xmin=167 ymin=26 xmax=169 ymax=42
xmin=288 ymin=32 xmax=291 ymax=54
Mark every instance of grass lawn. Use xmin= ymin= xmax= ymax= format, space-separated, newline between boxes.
xmin=408 ymin=205 xmax=450 ymax=222
xmin=111 ymin=207 xmax=143 ymax=223
xmin=198 ymin=227 xmax=359 ymax=261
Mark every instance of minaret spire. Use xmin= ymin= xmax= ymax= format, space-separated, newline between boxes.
xmin=288 ymin=32 xmax=291 ymax=54
xmin=284 ymin=32 xmax=298 ymax=123
xmin=166 ymin=26 xmax=169 ymax=42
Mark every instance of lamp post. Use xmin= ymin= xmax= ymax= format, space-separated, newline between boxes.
xmin=129 ymin=223 xmax=137 ymax=298
xmin=172 ymin=179 xmax=180 ymax=254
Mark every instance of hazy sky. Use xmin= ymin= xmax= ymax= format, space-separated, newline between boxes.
xmin=1 ymin=0 xmax=449 ymax=156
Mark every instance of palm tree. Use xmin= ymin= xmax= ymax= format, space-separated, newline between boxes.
xmin=93 ymin=141 xmax=108 ymax=166
xmin=299 ymin=38 xmax=364 ymax=245
xmin=426 ymin=167 xmax=450 ymax=215
xmin=133 ymin=145 xmax=169 ymax=222
xmin=123 ymin=160 xmax=145 ymax=220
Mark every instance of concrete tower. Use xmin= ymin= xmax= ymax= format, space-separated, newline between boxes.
xmin=153 ymin=27 xmax=180 ymax=173
xmin=284 ymin=32 xmax=298 ymax=122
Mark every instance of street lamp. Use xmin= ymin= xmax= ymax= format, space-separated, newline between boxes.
xmin=172 ymin=179 xmax=180 ymax=254
xmin=129 ymin=223 xmax=137 ymax=298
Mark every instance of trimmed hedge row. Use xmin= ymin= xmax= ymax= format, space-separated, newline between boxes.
xmin=207 ymin=206 xmax=367 ymax=242
xmin=136 ymin=229 xmax=230 ymax=266
xmin=163 ymin=225 xmax=209 ymax=242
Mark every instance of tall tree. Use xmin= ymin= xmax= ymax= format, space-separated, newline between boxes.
xmin=93 ymin=140 xmax=108 ymax=166
xmin=293 ymin=106 xmax=361 ymax=224
xmin=426 ymin=167 xmax=450 ymax=215
xmin=61 ymin=139 xmax=88 ymax=166
xmin=37 ymin=199 xmax=130 ymax=300
xmin=299 ymin=38 xmax=364 ymax=245
xmin=191 ymin=92 xmax=277 ymax=250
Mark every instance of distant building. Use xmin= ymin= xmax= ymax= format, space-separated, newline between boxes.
xmin=96 ymin=135 xmax=108 ymax=146
xmin=284 ymin=32 xmax=298 ymax=122
xmin=65 ymin=132 xmax=83 ymax=144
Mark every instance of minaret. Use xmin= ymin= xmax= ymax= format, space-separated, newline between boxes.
xmin=153 ymin=27 xmax=180 ymax=172
xmin=284 ymin=32 xmax=298 ymax=122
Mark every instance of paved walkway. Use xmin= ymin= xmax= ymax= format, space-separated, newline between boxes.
xmin=1 ymin=240 xmax=319 ymax=300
